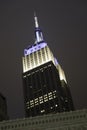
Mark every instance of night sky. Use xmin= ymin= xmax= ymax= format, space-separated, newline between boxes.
xmin=0 ymin=0 xmax=87 ymax=119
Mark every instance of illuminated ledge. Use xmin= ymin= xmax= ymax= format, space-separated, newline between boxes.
xmin=24 ymin=42 xmax=47 ymax=56
xmin=23 ymin=44 xmax=55 ymax=73
xmin=23 ymin=59 xmax=53 ymax=73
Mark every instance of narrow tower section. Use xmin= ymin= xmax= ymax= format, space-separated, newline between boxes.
xmin=34 ymin=13 xmax=44 ymax=43
xmin=22 ymin=15 xmax=74 ymax=117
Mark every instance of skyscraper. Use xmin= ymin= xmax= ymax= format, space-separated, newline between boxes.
xmin=22 ymin=14 xmax=74 ymax=117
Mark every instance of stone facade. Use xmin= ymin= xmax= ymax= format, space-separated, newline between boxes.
xmin=0 ymin=109 xmax=87 ymax=130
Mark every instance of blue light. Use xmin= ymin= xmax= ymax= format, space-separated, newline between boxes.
xmin=54 ymin=58 xmax=58 ymax=65
xmin=24 ymin=42 xmax=47 ymax=56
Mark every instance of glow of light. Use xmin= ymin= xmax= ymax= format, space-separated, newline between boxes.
xmin=34 ymin=15 xmax=39 ymax=28
xmin=24 ymin=42 xmax=47 ymax=56
xmin=23 ymin=42 xmax=67 ymax=84
xmin=55 ymin=104 xmax=58 ymax=107
xmin=23 ymin=43 xmax=55 ymax=73
xmin=55 ymin=58 xmax=58 ymax=65
xmin=36 ymin=31 xmax=41 ymax=42
xmin=57 ymin=64 xmax=67 ymax=83
xmin=28 ymin=91 xmax=56 ymax=108
xmin=41 ymin=109 xmax=45 ymax=113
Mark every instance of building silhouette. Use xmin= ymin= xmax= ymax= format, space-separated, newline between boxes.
xmin=0 ymin=92 xmax=8 ymax=121
xmin=22 ymin=14 xmax=74 ymax=117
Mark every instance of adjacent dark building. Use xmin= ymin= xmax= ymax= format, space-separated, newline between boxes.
xmin=0 ymin=92 xmax=8 ymax=121
xmin=22 ymin=15 xmax=74 ymax=117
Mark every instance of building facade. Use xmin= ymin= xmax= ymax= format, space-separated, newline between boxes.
xmin=22 ymin=15 xmax=74 ymax=117
xmin=0 ymin=109 xmax=87 ymax=130
xmin=0 ymin=92 xmax=8 ymax=121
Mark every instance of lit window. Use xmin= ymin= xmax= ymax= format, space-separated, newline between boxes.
xmin=53 ymin=95 xmax=56 ymax=98
xmin=53 ymin=90 xmax=56 ymax=93
xmin=30 ymin=100 xmax=34 ymax=107
xmin=44 ymin=98 xmax=48 ymax=102
xmin=35 ymin=98 xmax=38 ymax=102
xmin=48 ymin=92 xmax=52 ymax=99
xmin=48 ymin=95 xmax=52 ymax=97
xmin=55 ymin=104 xmax=58 ymax=107
xmin=30 ymin=100 xmax=34 ymax=103
xmin=44 ymin=96 xmax=48 ymax=100
xmin=26 ymin=102 xmax=29 ymax=105
xmin=48 ymin=92 xmax=52 ymax=95
xmin=51 ymin=107 xmax=53 ymax=109
xmin=44 ymin=94 xmax=47 ymax=98
xmin=35 ymin=102 xmax=39 ymax=106
xmin=49 ymin=97 xmax=53 ymax=100
xmin=48 ymin=64 xmax=51 ymax=67
xmin=35 ymin=98 xmax=38 ymax=105
xmin=39 ymin=96 xmax=43 ymax=104
xmin=39 ymin=100 xmax=43 ymax=104
xmin=41 ymin=109 xmax=45 ymax=113
xmin=44 ymin=66 xmax=47 ymax=69
xmin=39 ymin=96 xmax=43 ymax=100
xmin=30 ymin=102 xmax=34 ymax=105
xmin=39 ymin=98 xmax=43 ymax=102
xmin=23 ymin=75 xmax=26 ymax=78
xmin=30 ymin=104 xmax=34 ymax=108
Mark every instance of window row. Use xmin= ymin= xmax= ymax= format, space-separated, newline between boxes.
xmin=26 ymin=91 xmax=57 ymax=108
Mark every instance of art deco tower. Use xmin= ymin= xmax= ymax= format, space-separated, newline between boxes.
xmin=22 ymin=14 xmax=74 ymax=117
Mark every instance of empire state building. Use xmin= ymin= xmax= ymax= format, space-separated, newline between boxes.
xmin=22 ymin=14 xmax=74 ymax=117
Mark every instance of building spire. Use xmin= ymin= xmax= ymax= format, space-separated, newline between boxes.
xmin=34 ymin=13 xmax=44 ymax=44
xmin=34 ymin=12 xmax=39 ymax=28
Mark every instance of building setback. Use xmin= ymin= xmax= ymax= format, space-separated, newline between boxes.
xmin=0 ymin=109 xmax=87 ymax=130
xmin=22 ymin=14 xmax=74 ymax=117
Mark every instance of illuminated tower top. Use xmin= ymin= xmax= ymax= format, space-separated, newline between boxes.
xmin=24 ymin=14 xmax=46 ymax=56
xmin=22 ymin=15 xmax=67 ymax=83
